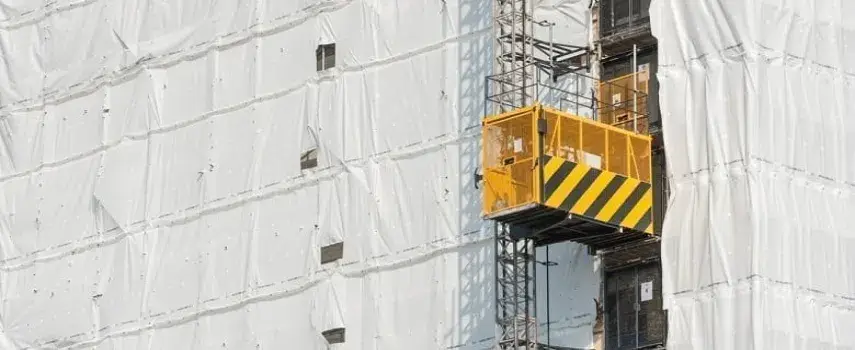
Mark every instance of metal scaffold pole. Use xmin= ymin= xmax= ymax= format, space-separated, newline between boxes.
xmin=492 ymin=0 xmax=538 ymax=347
xmin=488 ymin=1 xmax=590 ymax=349
xmin=493 ymin=0 xmax=536 ymax=113
xmin=495 ymin=222 xmax=537 ymax=349
xmin=633 ymin=44 xmax=638 ymax=133
xmin=486 ymin=0 xmax=587 ymax=113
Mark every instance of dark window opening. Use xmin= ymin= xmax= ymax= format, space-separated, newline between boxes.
xmin=604 ymin=261 xmax=666 ymax=349
xmin=639 ymin=0 xmax=651 ymax=18
xmin=320 ymin=242 xmax=344 ymax=264
xmin=602 ymin=49 xmax=656 ymax=81
xmin=316 ymin=43 xmax=336 ymax=71
xmin=301 ymin=148 xmax=318 ymax=170
xmin=613 ymin=0 xmax=630 ymax=27
xmin=322 ymin=328 xmax=346 ymax=344
xmin=600 ymin=0 xmax=653 ymax=38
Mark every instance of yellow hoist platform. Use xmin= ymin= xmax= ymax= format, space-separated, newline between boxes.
xmin=481 ymin=102 xmax=653 ymax=248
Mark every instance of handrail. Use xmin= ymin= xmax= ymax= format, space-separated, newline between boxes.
xmin=541 ymin=106 xmax=650 ymax=140
xmin=485 ymin=63 xmax=650 ymax=134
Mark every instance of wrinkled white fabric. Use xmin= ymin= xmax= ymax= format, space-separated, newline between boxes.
xmin=653 ymin=0 xmax=855 ymax=348
xmin=0 ymin=0 xmax=598 ymax=349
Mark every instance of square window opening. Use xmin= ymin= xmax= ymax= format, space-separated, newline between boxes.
xmin=301 ymin=148 xmax=318 ymax=170
xmin=322 ymin=328 xmax=346 ymax=344
xmin=316 ymin=44 xmax=336 ymax=71
xmin=320 ymin=242 xmax=344 ymax=264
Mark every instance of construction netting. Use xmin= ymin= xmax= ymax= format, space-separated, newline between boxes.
xmin=654 ymin=0 xmax=855 ymax=347
xmin=0 ymin=0 xmax=604 ymax=348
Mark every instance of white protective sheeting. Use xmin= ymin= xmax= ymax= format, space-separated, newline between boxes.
xmin=0 ymin=0 xmax=597 ymax=349
xmin=533 ymin=0 xmax=591 ymax=50
xmin=653 ymin=0 xmax=855 ymax=348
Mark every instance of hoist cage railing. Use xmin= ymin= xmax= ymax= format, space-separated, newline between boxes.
xmin=485 ymin=65 xmax=650 ymax=135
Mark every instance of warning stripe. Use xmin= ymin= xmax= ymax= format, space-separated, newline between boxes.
xmin=543 ymin=156 xmax=564 ymax=179
xmin=595 ymin=178 xmax=640 ymax=223
xmin=544 ymin=161 xmax=575 ymax=199
xmin=542 ymin=156 xmax=654 ymax=234
xmin=557 ymin=168 xmax=601 ymax=211
xmin=583 ymin=175 xmax=625 ymax=218
xmin=571 ymin=171 xmax=615 ymax=214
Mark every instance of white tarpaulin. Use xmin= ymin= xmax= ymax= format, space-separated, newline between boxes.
xmin=653 ymin=0 xmax=855 ymax=348
xmin=0 ymin=0 xmax=597 ymax=349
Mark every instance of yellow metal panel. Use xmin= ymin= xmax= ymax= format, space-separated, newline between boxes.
xmin=543 ymin=156 xmax=563 ymax=180
xmin=630 ymin=136 xmax=652 ymax=182
xmin=545 ymin=163 xmax=586 ymax=208
xmin=595 ymin=177 xmax=640 ymax=223
xmin=570 ymin=171 xmax=616 ymax=214
xmin=482 ymin=107 xmax=538 ymax=216
xmin=620 ymin=189 xmax=652 ymax=229
xmin=539 ymin=156 xmax=653 ymax=234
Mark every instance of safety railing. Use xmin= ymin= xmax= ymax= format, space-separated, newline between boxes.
xmin=482 ymin=106 xmax=539 ymax=215
xmin=542 ymin=106 xmax=651 ymax=182
xmin=598 ymin=71 xmax=649 ymax=134
xmin=485 ymin=65 xmax=649 ymax=134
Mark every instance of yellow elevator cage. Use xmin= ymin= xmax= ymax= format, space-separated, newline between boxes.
xmin=482 ymin=104 xmax=654 ymax=234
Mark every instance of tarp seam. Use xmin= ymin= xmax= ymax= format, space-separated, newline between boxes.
xmin=659 ymin=41 xmax=852 ymax=78
xmin=0 ymin=1 xmax=489 ymax=114
xmin=669 ymin=274 xmax=855 ymax=310
xmin=0 ymin=129 xmax=481 ymax=269
xmin=0 ymin=0 xmax=98 ymax=30
xmin=0 ymin=0 xmax=355 ymax=110
xmin=31 ymin=230 xmax=489 ymax=349
xmin=0 ymin=27 xmax=487 ymax=182
xmin=667 ymin=156 xmax=855 ymax=191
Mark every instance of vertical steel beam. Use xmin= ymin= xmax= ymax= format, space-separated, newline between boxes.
xmin=492 ymin=0 xmax=540 ymax=348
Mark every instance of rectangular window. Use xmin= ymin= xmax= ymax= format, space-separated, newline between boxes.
xmin=300 ymin=148 xmax=318 ymax=170
xmin=320 ymin=242 xmax=344 ymax=264
xmin=316 ymin=43 xmax=336 ymax=71
xmin=613 ymin=0 xmax=630 ymax=27
xmin=322 ymin=328 xmax=346 ymax=344
xmin=638 ymin=0 xmax=651 ymax=18
xmin=601 ymin=0 xmax=652 ymax=36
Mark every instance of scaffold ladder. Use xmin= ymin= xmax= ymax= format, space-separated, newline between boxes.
xmin=492 ymin=0 xmax=537 ymax=348
xmin=495 ymin=223 xmax=538 ymax=349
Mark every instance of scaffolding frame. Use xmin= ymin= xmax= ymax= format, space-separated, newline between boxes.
xmin=491 ymin=2 xmax=535 ymax=348
xmin=485 ymin=67 xmax=650 ymax=129
xmin=492 ymin=0 xmax=589 ymax=115
xmin=495 ymin=222 xmax=538 ymax=349
xmin=489 ymin=1 xmax=591 ymax=349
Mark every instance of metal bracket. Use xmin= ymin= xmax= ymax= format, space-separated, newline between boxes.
xmin=473 ymin=168 xmax=483 ymax=189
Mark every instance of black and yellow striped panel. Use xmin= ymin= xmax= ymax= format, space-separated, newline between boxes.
xmin=541 ymin=155 xmax=653 ymax=234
